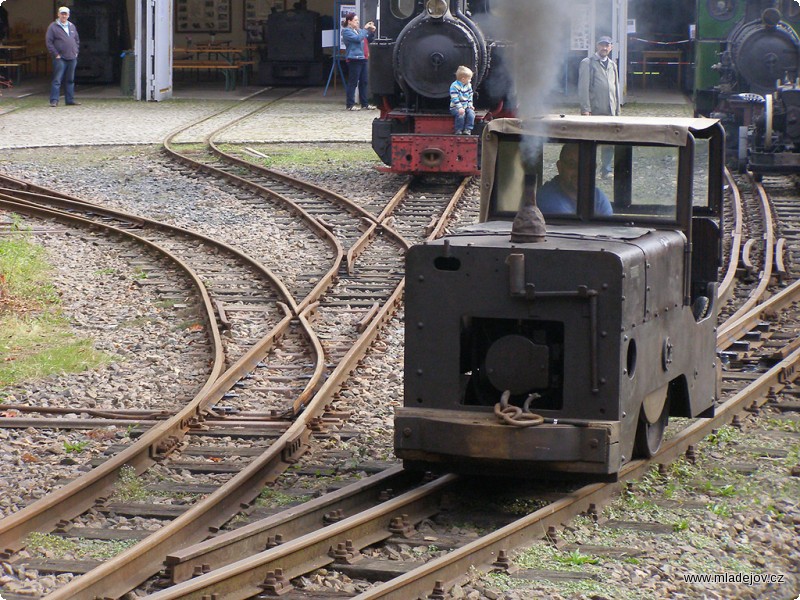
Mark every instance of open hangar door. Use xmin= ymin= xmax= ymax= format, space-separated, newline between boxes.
xmin=135 ymin=0 xmax=172 ymax=100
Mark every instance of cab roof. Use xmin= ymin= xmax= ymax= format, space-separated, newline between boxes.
xmin=482 ymin=115 xmax=722 ymax=146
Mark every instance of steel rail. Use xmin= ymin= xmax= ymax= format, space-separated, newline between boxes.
xmin=374 ymin=178 xmax=414 ymax=223
xmin=35 ymin=111 xmax=415 ymax=599
xmin=0 ymin=186 xmax=299 ymax=315
xmin=162 ymin=140 xmax=344 ymax=315
xmin=122 ymin=278 xmax=406 ymax=600
xmin=204 ymin=139 xmax=387 ymax=280
xmin=138 ymin=281 xmax=405 ymax=600
xmin=353 ymin=342 xmax=800 ymax=599
xmin=162 ymin=465 xmax=415 ymax=584
xmin=0 ymin=197 xmax=225 ymax=551
xmin=39 ymin=309 xmax=320 ymax=600
xmin=347 ymin=179 xmax=414 ymax=268
xmin=0 ymin=193 xmax=328 ymax=598
xmin=717 ymin=177 xmax=777 ymax=350
xmin=717 ymin=167 xmax=743 ymax=305
xmin=426 ymin=176 xmax=472 ymax=241
xmin=145 ymin=473 xmax=459 ymax=600
xmin=156 ymin=86 xmax=283 ymax=146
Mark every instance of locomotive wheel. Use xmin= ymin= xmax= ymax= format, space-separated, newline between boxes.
xmin=634 ymin=389 xmax=669 ymax=458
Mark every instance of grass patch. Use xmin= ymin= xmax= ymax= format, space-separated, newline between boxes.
xmin=762 ymin=417 xmax=800 ymax=433
xmin=25 ymin=531 xmax=137 ymax=560
xmin=0 ymin=220 xmax=110 ymax=386
xmin=224 ymin=143 xmax=380 ymax=170
xmin=0 ymin=313 xmax=109 ymax=386
xmin=64 ymin=440 xmax=90 ymax=453
xmin=555 ymin=549 xmax=601 ymax=566
xmin=256 ymin=488 xmax=311 ymax=508
xmin=169 ymin=142 xmax=207 ymax=153
xmin=112 ymin=465 xmax=150 ymax=502
xmin=701 ymin=425 xmax=740 ymax=448
xmin=0 ymin=218 xmax=59 ymax=305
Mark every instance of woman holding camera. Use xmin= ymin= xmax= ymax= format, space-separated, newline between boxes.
xmin=341 ymin=12 xmax=376 ymax=111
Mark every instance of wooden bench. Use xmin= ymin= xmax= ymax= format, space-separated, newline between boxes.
xmin=21 ymin=52 xmax=49 ymax=76
xmin=0 ymin=62 xmax=28 ymax=84
xmin=235 ymin=60 xmax=256 ymax=87
xmin=173 ymin=60 xmax=238 ymax=90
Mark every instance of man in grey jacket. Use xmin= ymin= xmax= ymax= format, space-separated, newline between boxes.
xmin=578 ymin=35 xmax=620 ymax=177
xmin=45 ymin=6 xmax=80 ymax=107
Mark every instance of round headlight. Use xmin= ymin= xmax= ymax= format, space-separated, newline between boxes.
xmin=426 ymin=0 xmax=448 ymax=18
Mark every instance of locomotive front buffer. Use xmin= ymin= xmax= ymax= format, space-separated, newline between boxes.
xmin=396 ymin=116 xmax=726 ymax=477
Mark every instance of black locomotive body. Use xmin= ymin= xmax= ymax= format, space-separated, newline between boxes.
xmin=369 ymin=0 xmax=515 ymax=174
xmin=695 ymin=0 xmax=800 ymax=174
xmin=257 ymin=4 xmax=323 ymax=86
xmin=396 ymin=116 xmax=724 ymax=476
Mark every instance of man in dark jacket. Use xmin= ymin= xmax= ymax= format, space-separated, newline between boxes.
xmin=45 ymin=6 xmax=80 ymax=107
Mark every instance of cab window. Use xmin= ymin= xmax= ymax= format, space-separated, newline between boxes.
xmin=598 ymin=144 xmax=679 ymax=221
xmin=491 ymin=138 xmax=686 ymax=225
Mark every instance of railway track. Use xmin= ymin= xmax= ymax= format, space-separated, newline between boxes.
xmin=88 ymin=170 xmax=800 ymax=600
xmin=0 ymin=91 xmax=469 ymax=599
xmin=0 ymin=91 xmax=797 ymax=597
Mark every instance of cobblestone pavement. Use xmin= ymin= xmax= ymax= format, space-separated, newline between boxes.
xmin=0 ymin=79 xmax=691 ymax=149
xmin=0 ymin=84 xmax=378 ymax=148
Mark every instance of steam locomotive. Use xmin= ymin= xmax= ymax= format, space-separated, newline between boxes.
xmin=369 ymin=0 xmax=516 ymax=174
xmin=694 ymin=0 xmax=800 ymax=175
xmin=395 ymin=115 xmax=724 ymax=476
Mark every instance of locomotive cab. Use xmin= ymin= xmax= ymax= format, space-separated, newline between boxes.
xmin=396 ymin=116 xmax=725 ymax=476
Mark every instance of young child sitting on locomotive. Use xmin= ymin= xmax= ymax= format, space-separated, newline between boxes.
xmin=449 ymin=66 xmax=475 ymax=135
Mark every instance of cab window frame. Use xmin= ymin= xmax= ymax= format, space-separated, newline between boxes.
xmin=488 ymin=135 xmax=700 ymax=231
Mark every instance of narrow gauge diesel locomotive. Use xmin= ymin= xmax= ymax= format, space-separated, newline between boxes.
xmin=257 ymin=4 xmax=324 ymax=86
xmin=396 ymin=116 xmax=724 ymax=476
xmin=369 ymin=0 xmax=515 ymax=175
xmin=694 ymin=0 xmax=800 ymax=175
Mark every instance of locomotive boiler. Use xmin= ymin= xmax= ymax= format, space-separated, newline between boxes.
xmin=369 ymin=0 xmax=516 ymax=174
xmin=395 ymin=116 xmax=724 ymax=476
xmin=694 ymin=0 xmax=800 ymax=173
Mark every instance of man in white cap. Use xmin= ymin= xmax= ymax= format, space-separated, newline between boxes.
xmin=45 ymin=6 xmax=80 ymax=107
xmin=578 ymin=35 xmax=621 ymax=177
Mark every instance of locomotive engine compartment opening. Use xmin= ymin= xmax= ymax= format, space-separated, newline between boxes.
xmin=396 ymin=116 xmax=725 ymax=477
xmin=461 ymin=317 xmax=565 ymax=410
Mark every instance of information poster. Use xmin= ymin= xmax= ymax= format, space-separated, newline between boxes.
xmin=244 ymin=0 xmax=275 ymax=41
xmin=570 ymin=4 xmax=591 ymax=51
xmin=175 ymin=0 xmax=232 ymax=33
xmin=338 ymin=3 xmax=357 ymax=50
